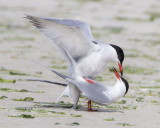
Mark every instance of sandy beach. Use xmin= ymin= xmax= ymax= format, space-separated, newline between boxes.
xmin=0 ymin=0 xmax=160 ymax=127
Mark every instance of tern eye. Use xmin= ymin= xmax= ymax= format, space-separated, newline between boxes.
xmin=112 ymin=67 xmax=120 ymax=80
xmin=92 ymin=41 xmax=98 ymax=44
xmin=112 ymin=67 xmax=117 ymax=72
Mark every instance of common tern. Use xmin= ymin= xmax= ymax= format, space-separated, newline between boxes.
xmin=25 ymin=15 xmax=124 ymax=78
xmin=27 ymin=46 xmax=129 ymax=111
xmin=27 ymin=67 xmax=129 ymax=111
xmin=25 ymin=15 xmax=125 ymax=104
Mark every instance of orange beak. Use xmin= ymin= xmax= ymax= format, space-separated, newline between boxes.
xmin=118 ymin=62 xmax=123 ymax=76
xmin=113 ymin=67 xmax=120 ymax=80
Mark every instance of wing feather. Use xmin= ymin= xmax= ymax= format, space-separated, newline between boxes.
xmin=25 ymin=15 xmax=96 ymax=62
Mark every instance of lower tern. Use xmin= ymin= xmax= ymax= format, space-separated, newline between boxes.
xmin=27 ymin=46 xmax=129 ymax=111
xmin=28 ymin=67 xmax=129 ymax=111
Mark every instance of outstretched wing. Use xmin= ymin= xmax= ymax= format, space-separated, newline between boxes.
xmin=25 ymin=15 xmax=97 ymax=62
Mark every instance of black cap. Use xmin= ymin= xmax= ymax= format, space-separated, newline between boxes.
xmin=120 ymin=77 xmax=129 ymax=95
xmin=110 ymin=44 xmax=124 ymax=65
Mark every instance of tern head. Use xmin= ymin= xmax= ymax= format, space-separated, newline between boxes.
xmin=112 ymin=67 xmax=129 ymax=95
xmin=110 ymin=44 xmax=124 ymax=76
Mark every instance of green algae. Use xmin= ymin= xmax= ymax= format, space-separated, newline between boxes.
xmin=104 ymin=118 xmax=114 ymax=121
xmin=13 ymin=97 xmax=34 ymax=101
xmin=0 ymin=77 xmax=16 ymax=83
xmin=8 ymin=114 xmax=35 ymax=119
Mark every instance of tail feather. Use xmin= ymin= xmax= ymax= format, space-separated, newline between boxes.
xmin=31 ymin=60 xmax=67 ymax=79
xmin=55 ymin=86 xmax=70 ymax=103
xmin=58 ymin=45 xmax=77 ymax=78
xmin=26 ymin=79 xmax=67 ymax=86
xmin=28 ymin=61 xmax=79 ymax=103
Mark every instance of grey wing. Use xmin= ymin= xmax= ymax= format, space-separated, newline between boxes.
xmin=67 ymin=79 xmax=111 ymax=104
xmin=44 ymin=17 xmax=94 ymax=41
xmin=31 ymin=60 xmax=110 ymax=104
xmin=25 ymin=15 xmax=96 ymax=62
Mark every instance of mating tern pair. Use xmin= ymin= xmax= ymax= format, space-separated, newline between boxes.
xmin=25 ymin=15 xmax=128 ymax=111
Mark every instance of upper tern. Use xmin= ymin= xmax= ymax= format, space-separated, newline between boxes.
xmin=25 ymin=15 xmax=124 ymax=78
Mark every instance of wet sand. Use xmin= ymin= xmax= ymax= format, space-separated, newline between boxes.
xmin=0 ymin=0 xmax=160 ymax=128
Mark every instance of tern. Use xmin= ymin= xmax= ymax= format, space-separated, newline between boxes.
xmin=53 ymin=67 xmax=129 ymax=111
xmin=25 ymin=15 xmax=124 ymax=104
xmin=28 ymin=67 xmax=129 ymax=111
xmin=25 ymin=15 xmax=124 ymax=78
xmin=27 ymin=46 xmax=129 ymax=111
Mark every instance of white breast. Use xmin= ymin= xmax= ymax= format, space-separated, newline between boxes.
xmin=75 ymin=44 xmax=114 ymax=78
xmin=106 ymin=80 xmax=126 ymax=102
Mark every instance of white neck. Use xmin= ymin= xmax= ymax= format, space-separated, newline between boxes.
xmin=107 ymin=79 xmax=126 ymax=102
xmin=104 ymin=44 xmax=118 ymax=62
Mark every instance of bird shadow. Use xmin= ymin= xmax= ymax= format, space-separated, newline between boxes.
xmin=76 ymin=107 xmax=123 ymax=113
xmin=25 ymin=101 xmax=124 ymax=113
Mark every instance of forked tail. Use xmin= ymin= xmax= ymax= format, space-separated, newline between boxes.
xmin=26 ymin=79 xmax=67 ymax=86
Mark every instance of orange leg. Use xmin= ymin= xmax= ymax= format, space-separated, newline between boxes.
xmin=87 ymin=100 xmax=92 ymax=111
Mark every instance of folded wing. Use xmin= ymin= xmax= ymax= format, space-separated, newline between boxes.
xmin=68 ymin=79 xmax=111 ymax=104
